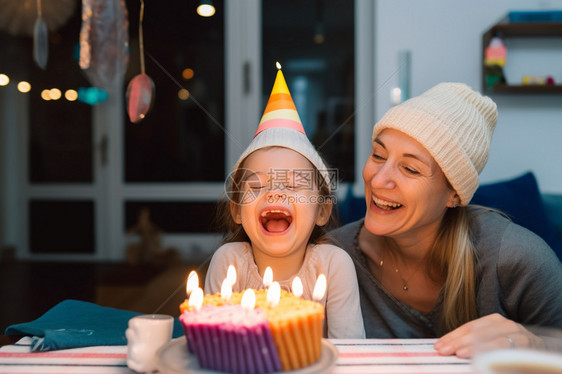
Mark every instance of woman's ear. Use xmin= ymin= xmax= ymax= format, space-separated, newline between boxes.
xmin=316 ymin=201 xmax=332 ymax=226
xmin=447 ymin=193 xmax=460 ymax=208
xmin=230 ymin=201 xmax=242 ymax=224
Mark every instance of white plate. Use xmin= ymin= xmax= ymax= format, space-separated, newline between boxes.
xmin=157 ymin=336 xmax=338 ymax=374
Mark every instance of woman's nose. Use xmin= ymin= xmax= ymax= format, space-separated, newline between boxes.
xmin=370 ymin=162 xmax=396 ymax=190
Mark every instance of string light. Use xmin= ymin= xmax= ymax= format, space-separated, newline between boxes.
xmin=182 ymin=68 xmax=194 ymax=80
xmin=17 ymin=81 xmax=31 ymax=93
xmin=65 ymin=89 xmax=78 ymax=101
xmin=49 ymin=88 xmax=62 ymax=100
xmin=41 ymin=89 xmax=52 ymax=101
xmin=178 ymin=89 xmax=189 ymax=100
xmin=0 ymin=74 xmax=9 ymax=86
xmin=1 ymin=73 xmax=90 ymax=103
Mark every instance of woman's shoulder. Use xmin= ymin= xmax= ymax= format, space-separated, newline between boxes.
xmin=469 ymin=206 xmax=558 ymax=266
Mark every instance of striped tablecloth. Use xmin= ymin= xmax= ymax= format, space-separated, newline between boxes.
xmin=332 ymin=339 xmax=471 ymax=373
xmin=0 ymin=337 xmax=471 ymax=373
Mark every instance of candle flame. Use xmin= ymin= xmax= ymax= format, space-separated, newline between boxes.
xmin=263 ymin=266 xmax=273 ymax=287
xmin=276 ymin=61 xmax=282 ymax=70
xmin=267 ymin=281 xmax=281 ymax=307
xmin=188 ymin=287 xmax=204 ymax=311
xmin=291 ymin=276 xmax=303 ymax=297
xmin=186 ymin=271 xmax=199 ymax=297
xmin=312 ymin=274 xmax=327 ymax=301
xmin=241 ymin=289 xmax=256 ymax=311
xmin=221 ymin=278 xmax=232 ymax=301
xmin=227 ymin=265 xmax=237 ymax=286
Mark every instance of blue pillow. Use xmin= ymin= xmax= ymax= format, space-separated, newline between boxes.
xmin=471 ymin=172 xmax=562 ymax=259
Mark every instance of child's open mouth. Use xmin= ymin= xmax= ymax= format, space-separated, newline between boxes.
xmin=260 ymin=209 xmax=293 ymax=233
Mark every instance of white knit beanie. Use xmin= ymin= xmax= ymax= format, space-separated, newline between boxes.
xmin=233 ymin=67 xmax=331 ymax=190
xmin=372 ymin=82 xmax=497 ymax=205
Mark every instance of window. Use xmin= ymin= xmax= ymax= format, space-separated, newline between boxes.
xmin=262 ymin=0 xmax=355 ymax=181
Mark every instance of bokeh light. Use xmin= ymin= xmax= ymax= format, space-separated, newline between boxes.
xmin=182 ymin=68 xmax=194 ymax=80
xmin=197 ymin=2 xmax=215 ymax=17
xmin=65 ymin=89 xmax=78 ymax=101
xmin=178 ymin=89 xmax=190 ymax=100
xmin=17 ymin=81 xmax=31 ymax=93
xmin=41 ymin=89 xmax=52 ymax=101
xmin=0 ymin=74 xmax=9 ymax=86
xmin=49 ymin=88 xmax=62 ymax=100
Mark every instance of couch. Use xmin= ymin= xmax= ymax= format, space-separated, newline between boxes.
xmin=338 ymin=171 xmax=562 ymax=262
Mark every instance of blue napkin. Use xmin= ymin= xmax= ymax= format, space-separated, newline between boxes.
xmin=5 ymin=299 xmax=184 ymax=351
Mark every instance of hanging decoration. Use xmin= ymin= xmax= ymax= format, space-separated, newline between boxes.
xmin=33 ymin=0 xmax=48 ymax=69
xmin=0 ymin=0 xmax=76 ymax=36
xmin=79 ymin=0 xmax=129 ymax=90
xmin=126 ymin=0 xmax=155 ymax=123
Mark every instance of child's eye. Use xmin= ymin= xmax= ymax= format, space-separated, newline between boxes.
xmin=247 ymin=183 xmax=264 ymax=191
xmin=286 ymin=184 xmax=305 ymax=191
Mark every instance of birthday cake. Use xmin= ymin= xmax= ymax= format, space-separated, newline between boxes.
xmin=179 ymin=289 xmax=325 ymax=373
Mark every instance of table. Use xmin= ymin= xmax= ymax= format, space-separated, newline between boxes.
xmin=0 ymin=337 xmax=471 ymax=373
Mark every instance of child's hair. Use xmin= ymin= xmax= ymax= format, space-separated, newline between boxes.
xmin=215 ymin=148 xmax=337 ymax=246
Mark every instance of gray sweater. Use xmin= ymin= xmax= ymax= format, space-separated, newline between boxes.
xmin=330 ymin=208 xmax=562 ymax=338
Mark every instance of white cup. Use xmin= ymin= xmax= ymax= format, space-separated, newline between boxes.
xmin=472 ymin=326 xmax=562 ymax=374
xmin=126 ymin=314 xmax=174 ymax=373
xmin=473 ymin=348 xmax=562 ymax=374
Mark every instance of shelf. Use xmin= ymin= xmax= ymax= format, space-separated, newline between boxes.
xmin=486 ymin=84 xmax=562 ymax=94
xmin=487 ymin=22 xmax=562 ymax=38
xmin=482 ymin=15 xmax=562 ymax=94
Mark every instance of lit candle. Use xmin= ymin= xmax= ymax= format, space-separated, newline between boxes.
xmin=267 ymin=281 xmax=281 ymax=307
xmin=221 ymin=278 xmax=232 ymax=302
xmin=263 ymin=266 xmax=273 ymax=288
xmin=291 ymin=276 xmax=303 ymax=297
xmin=241 ymin=289 xmax=256 ymax=311
xmin=189 ymin=287 xmax=204 ymax=311
xmin=227 ymin=265 xmax=237 ymax=286
xmin=186 ymin=270 xmax=199 ymax=297
xmin=179 ymin=271 xmax=200 ymax=313
xmin=312 ymin=274 xmax=326 ymax=301
xmin=312 ymin=274 xmax=326 ymax=359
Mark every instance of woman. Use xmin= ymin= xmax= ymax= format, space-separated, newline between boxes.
xmin=330 ymin=82 xmax=562 ymax=358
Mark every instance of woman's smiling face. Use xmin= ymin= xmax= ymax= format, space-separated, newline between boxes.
xmin=232 ymin=147 xmax=328 ymax=259
xmin=363 ymin=128 xmax=457 ymax=240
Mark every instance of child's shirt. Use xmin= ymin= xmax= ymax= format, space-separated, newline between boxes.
xmin=204 ymin=241 xmax=366 ymax=339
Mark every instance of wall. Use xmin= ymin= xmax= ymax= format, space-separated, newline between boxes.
xmin=375 ymin=0 xmax=562 ymax=194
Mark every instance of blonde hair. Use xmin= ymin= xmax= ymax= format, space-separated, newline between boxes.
xmin=428 ymin=206 xmax=479 ymax=331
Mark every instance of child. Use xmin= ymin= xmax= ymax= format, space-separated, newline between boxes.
xmin=204 ymin=65 xmax=365 ymax=339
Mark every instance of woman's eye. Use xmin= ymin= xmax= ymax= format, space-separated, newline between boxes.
xmin=404 ymin=166 xmax=420 ymax=175
xmin=371 ymin=152 xmax=385 ymax=161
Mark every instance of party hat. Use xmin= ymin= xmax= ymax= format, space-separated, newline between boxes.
xmin=232 ymin=63 xmax=331 ymax=190
xmin=255 ymin=62 xmax=305 ymax=136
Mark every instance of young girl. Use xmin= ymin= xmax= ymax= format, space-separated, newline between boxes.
xmin=204 ymin=66 xmax=365 ymax=339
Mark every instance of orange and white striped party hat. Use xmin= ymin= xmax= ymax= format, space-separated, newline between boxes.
xmin=255 ymin=62 xmax=305 ymax=136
